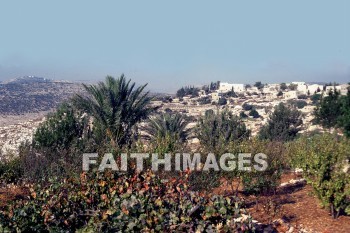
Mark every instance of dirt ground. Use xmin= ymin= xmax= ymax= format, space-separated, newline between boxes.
xmin=214 ymin=173 xmax=350 ymax=233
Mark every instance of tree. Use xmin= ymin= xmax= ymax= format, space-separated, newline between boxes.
xmin=314 ymin=89 xmax=342 ymax=128
xmin=311 ymin=93 xmax=322 ymax=105
xmin=240 ymin=111 xmax=248 ymax=118
xmin=176 ymin=87 xmax=186 ymax=98
xmin=33 ymin=103 xmax=89 ymax=150
xmin=72 ymin=75 xmax=154 ymax=149
xmin=218 ymin=97 xmax=227 ymax=105
xmin=290 ymin=100 xmax=307 ymax=109
xmin=338 ymin=90 xmax=350 ymax=137
xmin=314 ymin=89 xmax=350 ymax=137
xmin=245 ymin=84 xmax=251 ymax=89
xmin=249 ymin=109 xmax=260 ymax=118
xmin=277 ymin=91 xmax=283 ymax=97
xmin=254 ymin=81 xmax=264 ymax=90
xmin=195 ymin=110 xmax=250 ymax=153
xmin=288 ymin=84 xmax=298 ymax=91
xmin=176 ymin=86 xmax=199 ymax=98
xmin=242 ymin=103 xmax=253 ymax=111
xmin=144 ymin=112 xmax=189 ymax=142
xmin=259 ymin=103 xmax=303 ymax=141
xmin=280 ymin=83 xmax=287 ymax=91
xmin=297 ymin=94 xmax=307 ymax=99
xmin=198 ymin=96 xmax=211 ymax=105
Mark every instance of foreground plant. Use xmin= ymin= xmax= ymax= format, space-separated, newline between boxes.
xmin=288 ymin=134 xmax=350 ymax=218
xmin=72 ymin=75 xmax=155 ymax=150
xmin=0 ymin=170 xmax=256 ymax=232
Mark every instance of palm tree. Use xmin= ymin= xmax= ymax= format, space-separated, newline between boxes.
xmin=144 ymin=112 xmax=190 ymax=143
xmin=72 ymin=75 xmax=154 ymax=149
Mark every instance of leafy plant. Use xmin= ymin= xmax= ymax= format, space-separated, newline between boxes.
xmin=288 ymin=134 xmax=350 ymax=218
xmin=72 ymin=75 xmax=155 ymax=150
xmin=195 ymin=109 xmax=250 ymax=154
xmin=259 ymin=103 xmax=302 ymax=141
xmin=0 ymin=171 xmax=256 ymax=232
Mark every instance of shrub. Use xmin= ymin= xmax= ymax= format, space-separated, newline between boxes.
xmin=218 ymin=97 xmax=227 ymax=106
xmin=259 ymin=103 xmax=302 ymax=141
xmin=288 ymin=134 xmax=350 ymax=218
xmin=0 ymin=155 xmax=22 ymax=184
xmin=290 ymin=100 xmax=307 ymax=109
xmin=311 ymin=93 xmax=322 ymax=104
xmin=248 ymin=109 xmax=260 ymax=118
xmin=240 ymin=111 xmax=248 ymax=118
xmin=229 ymin=139 xmax=285 ymax=195
xmin=0 ymin=171 xmax=256 ymax=232
xmin=242 ymin=103 xmax=253 ymax=111
xmin=195 ymin=110 xmax=250 ymax=154
xmin=297 ymin=94 xmax=307 ymax=100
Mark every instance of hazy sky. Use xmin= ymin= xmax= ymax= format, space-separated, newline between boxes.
xmin=0 ymin=0 xmax=349 ymax=92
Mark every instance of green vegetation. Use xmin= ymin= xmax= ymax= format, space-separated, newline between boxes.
xmin=1 ymin=75 xmax=350 ymax=232
xmin=176 ymin=86 xmax=199 ymax=98
xmin=279 ymin=83 xmax=287 ymax=91
xmin=73 ymin=75 xmax=155 ymax=149
xmin=288 ymin=83 xmax=298 ymax=91
xmin=195 ymin=110 xmax=250 ymax=154
xmin=254 ymin=81 xmax=264 ymax=90
xmin=288 ymin=134 xmax=350 ymax=218
xmin=0 ymin=171 xmax=255 ymax=232
xmin=259 ymin=103 xmax=302 ymax=141
xmin=248 ymin=109 xmax=260 ymax=118
xmin=314 ymin=89 xmax=350 ymax=137
xmin=143 ymin=112 xmax=190 ymax=153
xmin=289 ymin=100 xmax=307 ymax=109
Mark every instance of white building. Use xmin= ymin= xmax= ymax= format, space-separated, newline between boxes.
xmin=219 ymin=82 xmax=244 ymax=93
xmin=292 ymin=81 xmax=306 ymax=86
xmin=297 ymin=84 xmax=308 ymax=94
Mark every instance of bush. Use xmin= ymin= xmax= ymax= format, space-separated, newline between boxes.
xmin=259 ymin=103 xmax=302 ymax=141
xmin=229 ymin=139 xmax=285 ymax=195
xmin=0 ymin=171 xmax=256 ymax=232
xmin=195 ymin=110 xmax=250 ymax=154
xmin=0 ymin=156 xmax=22 ymax=184
xmin=288 ymin=134 xmax=350 ymax=218
xmin=248 ymin=109 xmax=260 ymax=118
xmin=297 ymin=94 xmax=307 ymax=99
xmin=218 ymin=97 xmax=227 ymax=106
xmin=290 ymin=100 xmax=307 ymax=109
xmin=242 ymin=103 xmax=253 ymax=111
xmin=240 ymin=111 xmax=248 ymax=118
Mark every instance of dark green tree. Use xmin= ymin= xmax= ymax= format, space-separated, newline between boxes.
xmin=249 ymin=109 xmax=260 ymax=118
xmin=218 ymin=97 xmax=227 ymax=105
xmin=254 ymin=81 xmax=264 ymax=90
xmin=72 ymin=75 xmax=154 ymax=149
xmin=143 ymin=112 xmax=190 ymax=143
xmin=280 ymin=83 xmax=287 ymax=91
xmin=195 ymin=110 xmax=250 ymax=153
xmin=33 ymin=103 xmax=89 ymax=150
xmin=288 ymin=84 xmax=298 ymax=91
xmin=259 ymin=103 xmax=303 ymax=141
xmin=314 ymin=90 xmax=342 ymax=128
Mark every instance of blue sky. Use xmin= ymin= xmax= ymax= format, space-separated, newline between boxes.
xmin=0 ymin=0 xmax=349 ymax=92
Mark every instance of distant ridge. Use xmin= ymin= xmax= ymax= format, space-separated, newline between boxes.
xmin=1 ymin=76 xmax=75 ymax=85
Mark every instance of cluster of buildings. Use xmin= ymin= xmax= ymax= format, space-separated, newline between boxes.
xmin=156 ymin=81 xmax=349 ymax=137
